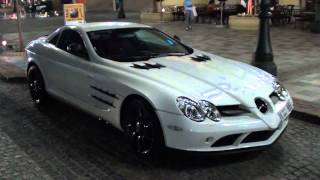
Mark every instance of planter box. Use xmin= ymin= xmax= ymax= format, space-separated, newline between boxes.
xmin=140 ymin=12 xmax=173 ymax=22
xmin=229 ymin=15 xmax=259 ymax=31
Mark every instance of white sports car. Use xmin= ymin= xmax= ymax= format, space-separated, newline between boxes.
xmin=26 ymin=22 xmax=293 ymax=156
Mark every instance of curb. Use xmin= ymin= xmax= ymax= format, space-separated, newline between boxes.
xmin=291 ymin=98 xmax=320 ymax=124
xmin=0 ymin=74 xmax=27 ymax=83
xmin=0 ymin=51 xmax=26 ymax=83
xmin=291 ymin=110 xmax=320 ymax=125
xmin=0 ymin=56 xmax=26 ymax=83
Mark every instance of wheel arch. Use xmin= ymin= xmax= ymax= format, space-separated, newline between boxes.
xmin=119 ymin=94 xmax=158 ymax=130
xmin=27 ymin=61 xmax=39 ymax=72
xmin=27 ymin=61 xmax=47 ymax=91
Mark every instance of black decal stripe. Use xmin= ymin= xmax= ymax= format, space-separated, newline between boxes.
xmin=144 ymin=63 xmax=166 ymax=69
xmin=90 ymin=86 xmax=119 ymax=99
xmin=90 ymin=95 xmax=115 ymax=107
xmin=132 ymin=64 xmax=150 ymax=70
xmin=191 ymin=55 xmax=211 ymax=62
xmin=131 ymin=63 xmax=166 ymax=70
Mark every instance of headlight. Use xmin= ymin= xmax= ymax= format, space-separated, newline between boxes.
xmin=176 ymin=97 xmax=221 ymax=122
xmin=198 ymin=100 xmax=221 ymax=122
xmin=273 ymin=81 xmax=288 ymax=101
xmin=176 ymin=97 xmax=206 ymax=122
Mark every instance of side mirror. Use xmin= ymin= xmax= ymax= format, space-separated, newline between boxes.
xmin=173 ymin=35 xmax=181 ymax=42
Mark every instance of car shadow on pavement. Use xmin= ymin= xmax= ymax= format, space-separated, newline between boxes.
xmin=31 ymin=97 xmax=280 ymax=168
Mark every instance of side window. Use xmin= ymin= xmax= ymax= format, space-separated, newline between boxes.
xmin=49 ymin=33 xmax=59 ymax=46
xmin=57 ymin=29 xmax=89 ymax=60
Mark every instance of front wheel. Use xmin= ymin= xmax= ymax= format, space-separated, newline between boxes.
xmin=27 ymin=65 xmax=48 ymax=106
xmin=122 ymin=98 xmax=165 ymax=158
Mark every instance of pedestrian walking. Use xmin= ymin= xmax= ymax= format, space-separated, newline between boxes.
xmin=184 ymin=0 xmax=193 ymax=31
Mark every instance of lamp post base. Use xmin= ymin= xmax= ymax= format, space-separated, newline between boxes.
xmin=311 ymin=21 xmax=320 ymax=33
xmin=215 ymin=24 xmax=227 ymax=28
xmin=252 ymin=0 xmax=277 ymax=76
xmin=251 ymin=58 xmax=277 ymax=76
xmin=118 ymin=11 xmax=126 ymax=19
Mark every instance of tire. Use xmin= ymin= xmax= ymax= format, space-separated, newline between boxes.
xmin=27 ymin=65 xmax=48 ymax=106
xmin=122 ymin=98 xmax=165 ymax=158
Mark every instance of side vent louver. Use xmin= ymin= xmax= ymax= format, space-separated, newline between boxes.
xmin=131 ymin=63 xmax=166 ymax=70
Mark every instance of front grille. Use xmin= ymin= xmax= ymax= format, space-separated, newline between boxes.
xmin=242 ymin=130 xmax=275 ymax=143
xmin=211 ymin=134 xmax=242 ymax=147
xmin=217 ymin=105 xmax=250 ymax=116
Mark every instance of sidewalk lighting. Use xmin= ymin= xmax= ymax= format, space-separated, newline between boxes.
xmin=1 ymin=40 xmax=7 ymax=47
xmin=16 ymin=0 xmax=24 ymax=52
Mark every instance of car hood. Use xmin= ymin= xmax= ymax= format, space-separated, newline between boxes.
xmin=125 ymin=51 xmax=276 ymax=109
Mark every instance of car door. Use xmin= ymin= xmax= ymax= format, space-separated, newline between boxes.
xmin=45 ymin=28 xmax=92 ymax=104
xmin=86 ymin=30 xmax=122 ymax=122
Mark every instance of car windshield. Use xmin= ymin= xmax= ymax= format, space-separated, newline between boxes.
xmin=87 ymin=28 xmax=193 ymax=62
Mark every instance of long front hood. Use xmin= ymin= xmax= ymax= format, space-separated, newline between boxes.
xmin=127 ymin=52 xmax=276 ymax=109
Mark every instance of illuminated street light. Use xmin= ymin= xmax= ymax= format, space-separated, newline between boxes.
xmin=1 ymin=40 xmax=7 ymax=47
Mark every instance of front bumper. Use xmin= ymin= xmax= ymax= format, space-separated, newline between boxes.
xmin=156 ymin=110 xmax=289 ymax=152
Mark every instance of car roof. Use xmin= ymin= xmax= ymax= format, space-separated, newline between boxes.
xmin=72 ymin=22 xmax=152 ymax=32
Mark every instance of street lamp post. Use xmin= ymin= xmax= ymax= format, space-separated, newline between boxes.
xmin=16 ymin=0 xmax=24 ymax=52
xmin=118 ymin=0 xmax=126 ymax=19
xmin=311 ymin=0 xmax=320 ymax=33
xmin=251 ymin=0 xmax=277 ymax=76
xmin=13 ymin=0 xmax=17 ymax=13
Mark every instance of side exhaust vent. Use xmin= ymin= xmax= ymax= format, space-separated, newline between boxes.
xmin=131 ymin=63 xmax=166 ymax=70
xmin=191 ymin=54 xmax=211 ymax=62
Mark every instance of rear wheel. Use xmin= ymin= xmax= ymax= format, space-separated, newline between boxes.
xmin=27 ymin=65 xmax=48 ymax=106
xmin=122 ymin=98 xmax=165 ymax=158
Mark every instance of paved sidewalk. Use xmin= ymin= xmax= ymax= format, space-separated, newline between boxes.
xmin=0 ymin=21 xmax=319 ymax=120
xmin=0 ymin=52 xmax=26 ymax=82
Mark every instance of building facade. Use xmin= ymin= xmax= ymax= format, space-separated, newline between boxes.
xmin=48 ymin=0 xmax=307 ymax=12
xmin=51 ymin=0 xmax=153 ymax=12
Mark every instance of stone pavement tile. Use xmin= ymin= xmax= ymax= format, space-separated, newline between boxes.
xmin=312 ymin=98 xmax=320 ymax=103
xmin=297 ymin=88 xmax=320 ymax=97
xmin=0 ymin=52 xmax=27 ymax=70
xmin=291 ymin=98 xmax=320 ymax=120
xmin=0 ymin=51 xmax=26 ymax=82
xmin=0 ymin=129 xmax=53 ymax=180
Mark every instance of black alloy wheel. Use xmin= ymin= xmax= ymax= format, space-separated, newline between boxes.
xmin=123 ymin=99 xmax=164 ymax=157
xmin=27 ymin=65 xmax=47 ymax=105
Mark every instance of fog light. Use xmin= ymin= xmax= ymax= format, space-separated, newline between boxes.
xmin=205 ymin=137 xmax=214 ymax=144
xmin=167 ymin=125 xmax=183 ymax=131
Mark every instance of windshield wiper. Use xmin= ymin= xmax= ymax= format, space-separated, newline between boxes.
xmin=154 ymin=52 xmax=188 ymax=58
xmin=113 ymin=52 xmax=188 ymax=62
